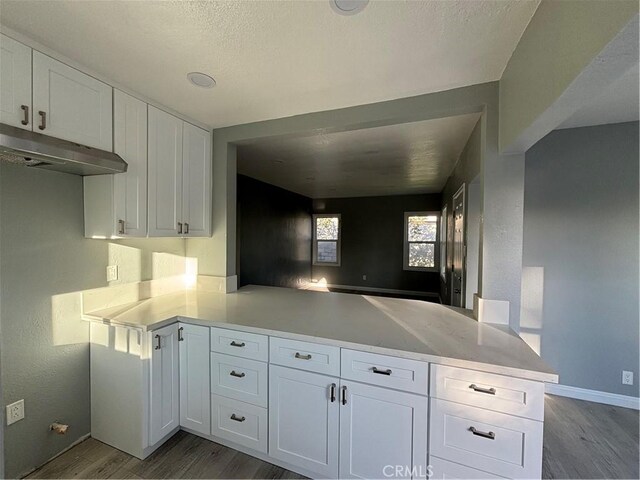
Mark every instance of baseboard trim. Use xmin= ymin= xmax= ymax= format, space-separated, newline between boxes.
xmin=325 ymin=284 xmax=440 ymax=300
xmin=545 ymin=383 xmax=640 ymax=410
xmin=19 ymin=432 xmax=91 ymax=478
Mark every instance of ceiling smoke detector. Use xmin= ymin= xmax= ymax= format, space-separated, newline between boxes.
xmin=187 ymin=72 xmax=216 ymax=89
xmin=331 ymin=0 xmax=369 ymax=16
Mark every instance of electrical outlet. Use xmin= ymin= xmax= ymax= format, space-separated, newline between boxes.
xmin=6 ymin=399 xmax=24 ymax=426
xmin=622 ymin=370 xmax=634 ymax=385
xmin=106 ymin=265 xmax=118 ymax=282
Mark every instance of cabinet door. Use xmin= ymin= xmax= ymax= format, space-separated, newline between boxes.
xmin=148 ymin=106 xmax=183 ymax=237
xmin=32 ymin=51 xmax=112 ymax=150
xmin=339 ymin=381 xmax=428 ymax=479
xmin=113 ymin=90 xmax=147 ymax=237
xmin=149 ymin=324 xmax=179 ymax=445
xmin=0 ymin=34 xmax=32 ymax=129
xmin=182 ymin=123 xmax=211 ymax=237
xmin=269 ymin=365 xmax=339 ymax=478
xmin=178 ymin=323 xmax=210 ymax=436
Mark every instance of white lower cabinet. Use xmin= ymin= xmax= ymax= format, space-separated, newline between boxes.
xmin=339 ymin=380 xmax=428 ymax=479
xmin=429 ymin=457 xmax=506 ymax=479
xmin=269 ymin=365 xmax=340 ymax=478
xmin=179 ymin=323 xmax=210 ymax=436
xmin=211 ymin=394 xmax=268 ymax=453
xmin=149 ymin=323 xmax=180 ymax=445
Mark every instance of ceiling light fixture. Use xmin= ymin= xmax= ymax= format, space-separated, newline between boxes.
xmin=187 ymin=72 xmax=216 ymax=89
xmin=330 ymin=0 xmax=369 ymax=16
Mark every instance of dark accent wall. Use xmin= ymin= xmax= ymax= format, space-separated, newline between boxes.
xmin=312 ymin=194 xmax=441 ymax=294
xmin=237 ymin=175 xmax=312 ymax=288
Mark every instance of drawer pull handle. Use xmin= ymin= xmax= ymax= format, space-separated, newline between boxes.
xmin=330 ymin=383 xmax=337 ymax=402
xmin=341 ymin=385 xmax=348 ymax=405
xmin=178 ymin=327 xmax=184 ymax=342
xmin=469 ymin=384 xmax=496 ymax=395
xmin=230 ymin=414 xmax=246 ymax=422
xmin=295 ymin=352 xmax=312 ymax=360
xmin=21 ymin=105 xmax=29 ymax=125
xmin=230 ymin=370 xmax=245 ymax=378
xmin=469 ymin=426 xmax=495 ymax=440
xmin=372 ymin=367 xmax=392 ymax=375
xmin=230 ymin=341 xmax=245 ymax=347
xmin=154 ymin=334 xmax=161 ymax=350
xmin=38 ymin=110 xmax=46 ymax=130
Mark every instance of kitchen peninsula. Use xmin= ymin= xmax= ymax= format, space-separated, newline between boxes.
xmin=84 ymin=282 xmax=557 ymax=479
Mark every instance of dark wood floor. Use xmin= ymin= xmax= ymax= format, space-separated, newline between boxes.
xmin=27 ymin=395 xmax=639 ymax=479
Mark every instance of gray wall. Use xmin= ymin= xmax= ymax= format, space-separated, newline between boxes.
xmin=0 ymin=163 xmax=185 ymax=478
xmin=312 ymin=194 xmax=441 ymax=294
xmin=237 ymin=175 xmax=312 ymax=288
xmin=440 ymin=119 xmax=481 ymax=304
xmin=522 ymin=122 xmax=639 ymax=397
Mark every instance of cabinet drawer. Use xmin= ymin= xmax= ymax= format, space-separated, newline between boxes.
xmin=430 ymin=399 xmax=543 ymax=479
xmin=430 ymin=364 xmax=544 ymax=421
xmin=210 ymin=327 xmax=268 ymax=362
xmin=211 ymin=353 xmax=267 ymax=408
xmin=341 ymin=349 xmax=428 ymax=395
xmin=270 ymin=337 xmax=340 ymax=376
xmin=429 ymin=457 xmax=505 ymax=479
xmin=211 ymin=394 xmax=267 ymax=453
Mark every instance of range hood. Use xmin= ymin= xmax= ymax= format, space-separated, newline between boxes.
xmin=0 ymin=123 xmax=127 ymax=175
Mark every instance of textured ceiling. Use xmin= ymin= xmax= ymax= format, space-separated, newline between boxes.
xmin=0 ymin=0 xmax=538 ymax=128
xmin=558 ymin=64 xmax=639 ymax=130
xmin=237 ymin=113 xmax=481 ymax=198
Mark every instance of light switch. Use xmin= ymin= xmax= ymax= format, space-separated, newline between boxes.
xmin=106 ymin=265 xmax=118 ymax=282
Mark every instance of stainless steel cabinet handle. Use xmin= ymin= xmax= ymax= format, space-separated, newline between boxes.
xmin=341 ymin=385 xmax=348 ymax=405
xmin=230 ymin=370 xmax=245 ymax=378
xmin=38 ymin=111 xmax=46 ymax=130
xmin=372 ymin=367 xmax=392 ymax=375
xmin=469 ymin=426 xmax=495 ymax=440
xmin=118 ymin=219 xmax=125 ymax=235
xmin=178 ymin=327 xmax=184 ymax=342
xmin=230 ymin=414 xmax=245 ymax=422
xmin=230 ymin=341 xmax=245 ymax=347
xmin=154 ymin=334 xmax=161 ymax=350
xmin=295 ymin=352 xmax=312 ymax=360
xmin=469 ymin=384 xmax=496 ymax=395
xmin=21 ymin=105 xmax=29 ymax=125
xmin=177 ymin=222 xmax=183 ymax=234
xmin=184 ymin=223 xmax=189 ymax=234
xmin=330 ymin=383 xmax=336 ymax=402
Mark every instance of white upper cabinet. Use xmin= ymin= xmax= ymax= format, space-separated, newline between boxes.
xmin=148 ymin=105 xmax=183 ymax=237
xmin=0 ymin=34 xmax=32 ymax=129
xmin=32 ymin=51 xmax=113 ymax=151
xmin=84 ymin=90 xmax=148 ymax=238
xmin=182 ymin=122 xmax=212 ymax=236
xmin=148 ymin=106 xmax=211 ymax=237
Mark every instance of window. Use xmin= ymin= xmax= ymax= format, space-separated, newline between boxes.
xmin=404 ymin=212 xmax=438 ymax=271
xmin=313 ymin=214 xmax=341 ymax=266
xmin=440 ymin=205 xmax=447 ymax=279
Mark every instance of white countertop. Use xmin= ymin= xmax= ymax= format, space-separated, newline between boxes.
xmin=84 ymin=285 xmax=558 ymax=383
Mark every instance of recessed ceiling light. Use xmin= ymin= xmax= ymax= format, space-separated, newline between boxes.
xmin=330 ymin=0 xmax=369 ymax=16
xmin=187 ymin=72 xmax=216 ymax=89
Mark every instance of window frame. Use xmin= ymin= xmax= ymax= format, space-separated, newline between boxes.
xmin=403 ymin=211 xmax=439 ymax=272
xmin=312 ymin=213 xmax=341 ymax=267
xmin=440 ymin=205 xmax=447 ymax=280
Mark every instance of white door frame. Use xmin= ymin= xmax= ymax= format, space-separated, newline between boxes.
xmin=451 ymin=184 xmax=466 ymax=306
